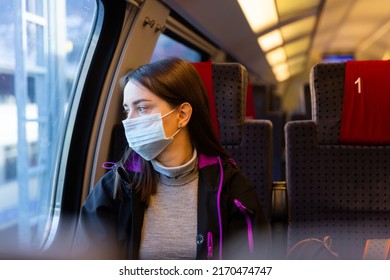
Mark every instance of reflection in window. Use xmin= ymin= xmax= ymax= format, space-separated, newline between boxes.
xmin=0 ymin=0 xmax=97 ymax=252
xmin=151 ymin=33 xmax=202 ymax=62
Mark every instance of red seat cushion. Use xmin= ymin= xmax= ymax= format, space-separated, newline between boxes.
xmin=246 ymin=82 xmax=255 ymax=119
xmin=192 ymin=61 xmax=220 ymax=139
xmin=340 ymin=60 xmax=390 ymax=144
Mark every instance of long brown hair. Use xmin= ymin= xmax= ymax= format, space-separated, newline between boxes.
xmin=115 ymin=58 xmax=230 ymax=202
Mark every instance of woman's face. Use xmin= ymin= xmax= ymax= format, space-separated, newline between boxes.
xmin=122 ymin=80 xmax=179 ymax=137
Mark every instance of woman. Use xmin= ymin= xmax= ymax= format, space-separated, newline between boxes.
xmin=73 ymin=58 xmax=270 ymax=259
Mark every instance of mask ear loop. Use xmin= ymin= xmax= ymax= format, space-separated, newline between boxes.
xmin=164 ymin=105 xmax=186 ymax=139
xmin=169 ymin=125 xmax=182 ymax=139
xmin=161 ymin=107 xmax=177 ymax=119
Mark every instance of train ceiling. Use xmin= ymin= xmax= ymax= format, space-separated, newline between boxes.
xmin=163 ymin=0 xmax=390 ymax=84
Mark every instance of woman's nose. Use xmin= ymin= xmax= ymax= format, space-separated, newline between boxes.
xmin=126 ymin=111 xmax=137 ymax=119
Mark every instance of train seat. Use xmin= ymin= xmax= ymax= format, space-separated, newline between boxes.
xmin=285 ymin=61 xmax=390 ymax=259
xmin=252 ymin=84 xmax=286 ymax=182
xmin=289 ymin=83 xmax=312 ymax=121
xmin=193 ymin=61 xmax=273 ymax=224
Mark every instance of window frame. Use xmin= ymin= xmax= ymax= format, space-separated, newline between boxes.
xmin=45 ymin=0 xmax=126 ymax=252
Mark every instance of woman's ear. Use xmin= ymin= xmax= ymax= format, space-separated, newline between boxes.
xmin=177 ymin=102 xmax=192 ymax=128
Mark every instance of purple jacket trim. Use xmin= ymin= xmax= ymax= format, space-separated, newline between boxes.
xmin=125 ymin=152 xmax=143 ymax=173
xmin=234 ymin=199 xmax=254 ymax=253
xmin=207 ymin=232 xmax=213 ymax=259
xmin=216 ymin=157 xmax=224 ymax=259
xmin=198 ymin=154 xmax=219 ymax=168
xmin=102 ymin=162 xmax=116 ymax=170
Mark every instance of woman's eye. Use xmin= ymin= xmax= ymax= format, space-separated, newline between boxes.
xmin=137 ymin=106 xmax=147 ymax=113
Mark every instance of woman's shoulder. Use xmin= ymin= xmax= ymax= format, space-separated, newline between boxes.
xmin=221 ymin=158 xmax=256 ymax=195
xmin=198 ymin=154 xmax=253 ymax=192
xmin=93 ymin=168 xmax=130 ymax=199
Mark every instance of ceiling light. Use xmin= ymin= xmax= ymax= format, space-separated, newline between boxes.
xmin=257 ymin=29 xmax=283 ymax=52
xmin=272 ymin=62 xmax=290 ymax=81
xmin=238 ymin=0 xmax=278 ymax=33
xmin=276 ymin=0 xmax=321 ymax=18
xmin=266 ymin=47 xmax=287 ymax=66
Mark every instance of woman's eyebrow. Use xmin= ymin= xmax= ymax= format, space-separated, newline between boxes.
xmin=132 ymin=99 xmax=152 ymax=106
xmin=123 ymin=98 xmax=152 ymax=109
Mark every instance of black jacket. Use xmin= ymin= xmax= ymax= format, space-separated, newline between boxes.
xmin=73 ymin=154 xmax=270 ymax=259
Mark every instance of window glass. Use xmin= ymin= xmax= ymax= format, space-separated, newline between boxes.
xmin=0 ymin=0 xmax=97 ymax=251
xmin=151 ymin=33 xmax=202 ymax=62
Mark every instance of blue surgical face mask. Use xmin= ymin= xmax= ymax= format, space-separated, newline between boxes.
xmin=122 ymin=108 xmax=181 ymax=160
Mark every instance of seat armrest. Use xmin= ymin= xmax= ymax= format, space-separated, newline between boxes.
xmin=272 ymin=181 xmax=288 ymax=223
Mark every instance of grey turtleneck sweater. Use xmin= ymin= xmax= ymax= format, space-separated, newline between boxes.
xmin=138 ymin=149 xmax=199 ymax=260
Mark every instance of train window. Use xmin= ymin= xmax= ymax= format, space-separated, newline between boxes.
xmin=151 ymin=33 xmax=203 ymax=62
xmin=0 ymin=0 xmax=97 ymax=251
